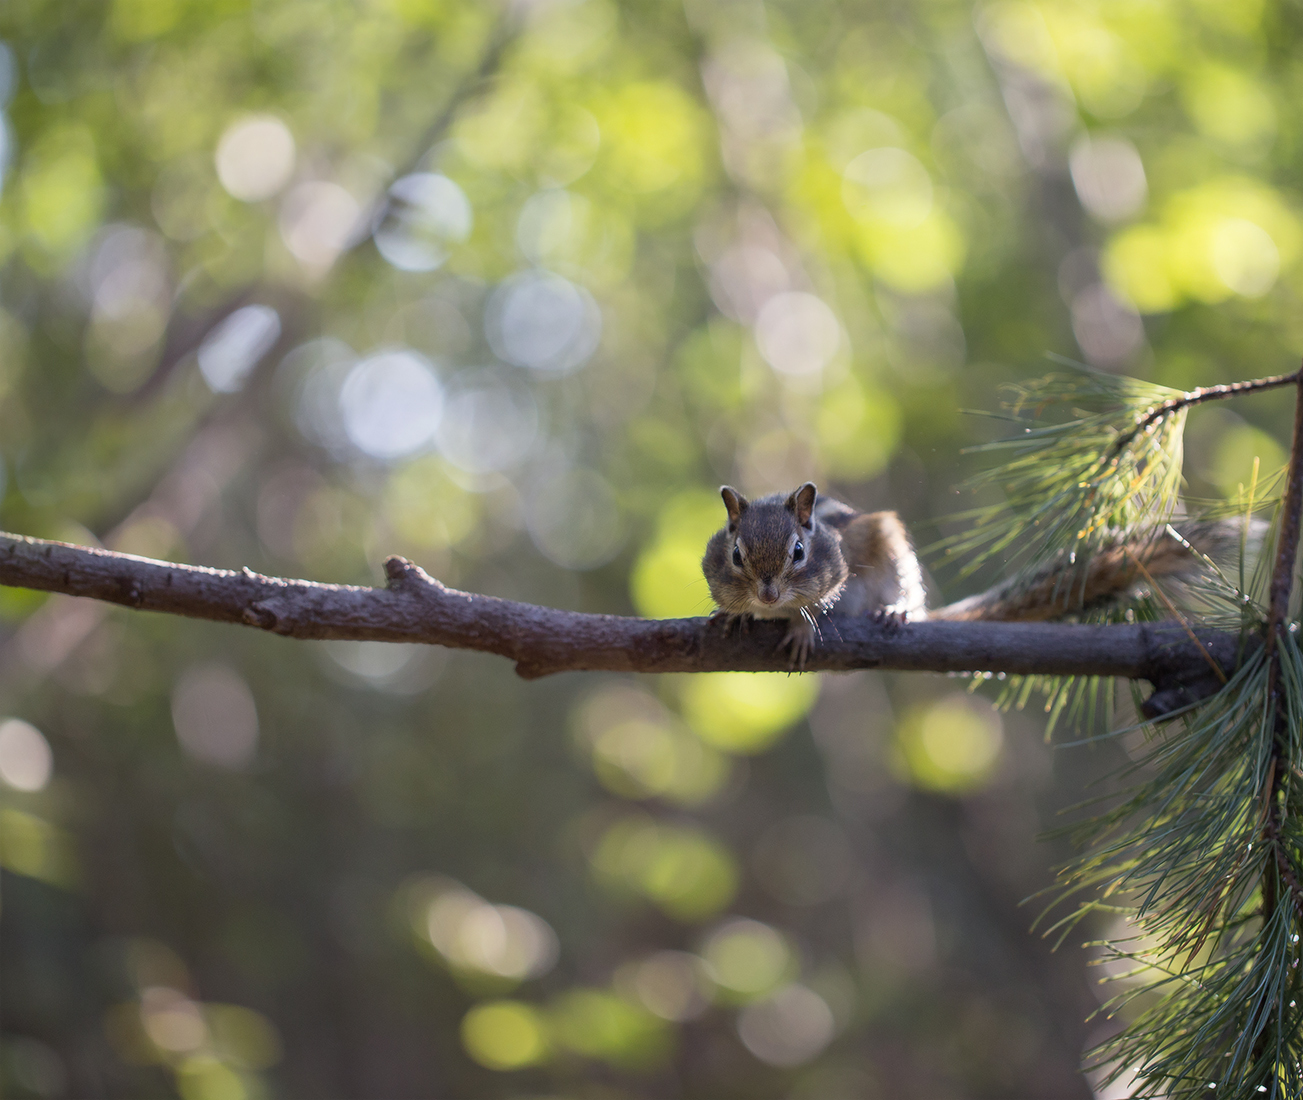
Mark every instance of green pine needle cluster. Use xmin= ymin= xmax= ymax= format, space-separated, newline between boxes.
xmin=943 ymin=371 xmax=1191 ymax=573
xmin=1064 ymin=647 xmax=1287 ymax=1098
xmin=947 ymin=370 xmax=1302 ymax=1099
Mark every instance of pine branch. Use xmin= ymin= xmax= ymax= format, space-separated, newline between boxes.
xmin=1264 ymin=374 xmax=1303 ymax=647
xmin=1074 ymin=367 xmax=1303 ymax=1100
xmin=941 ymin=373 xmax=1190 ymax=575
xmin=1109 ymin=370 xmax=1301 ymax=460
xmin=0 ymin=530 xmax=1247 ymax=689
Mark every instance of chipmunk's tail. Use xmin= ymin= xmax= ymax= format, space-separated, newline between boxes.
xmin=929 ymin=521 xmax=1255 ymax=623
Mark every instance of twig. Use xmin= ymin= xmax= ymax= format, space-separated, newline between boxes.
xmin=1109 ymin=370 xmax=1301 ymax=460
xmin=1275 ymin=840 xmax=1303 ymax=927
xmin=1265 ymin=371 xmax=1303 ymax=651
xmin=0 ymin=531 xmax=1250 ymax=686
xmin=1263 ymin=809 xmax=1303 ymax=927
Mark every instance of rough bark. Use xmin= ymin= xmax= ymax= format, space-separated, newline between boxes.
xmin=0 ymin=531 xmax=1247 ymax=700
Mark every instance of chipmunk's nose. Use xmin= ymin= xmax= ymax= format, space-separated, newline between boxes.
xmin=757 ymin=582 xmax=780 ymax=605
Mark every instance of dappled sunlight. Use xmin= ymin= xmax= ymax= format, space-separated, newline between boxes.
xmin=754 ymin=291 xmax=843 ymax=377
xmin=615 ymin=950 xmax=712 ymax=1022
xmin=548 ymin=988 xmax=673 ymax=1070
xmin=574 ymin=683 xmax=731 ymax=805
xmin=433 ymin=370 xmax=538 ymax=475
xmin=374 ymin=172 xmax=472 ymax=273
xmin=1104 ymin=178 xmax=1300 ymax=312
xmin=484 ymin=269 xmax=602 ymax=374
xmin=171 ymin=664 xmax=259 ymax=770
xmin=101 ymin=940 xmax=282 ymax=1100
xmin=0 ymin=806 xmax=78 ymax=887
xmin=81 ymin=225 xmax=171 ymax=392
xmin=460 ymin=1000 xmax=549 ymax=1070
xmin=339 ymin=349 xmax=442 ymax=461
xmin=1070 ymin=282 xmax=1145 ymax=369
xmin=590 ymin=814 xmax=739 ymax=922
xmin=214 ymin=116 xmax=295 ymax=204
xmin=278 ymin=180 xmax=364 ymax=275
xmin=842 ymin=147 xmax=934 ymax=230
xmin=319 ymin=639 xmax=445 ymax=695
xmin=737 ymin=982 xmax=836 ymax=1067
xmin=525 ymin=466 xmax=624 ymax=570
xmin=197 ymin=305 xmax=281 ymax=394
xmin=893 ymin=694 xmax=1004 ymax=795
xmin=700 ymin=918 xmax=793 ymax=1001
xmin=0 ymin=718 xmax=52 ymax=792
xmin=628 ymin=489 xmax=722 ymax=618
xmin=1069 ymin=133 xmax=1147 ymax=224
xmin=424 ymin=885 xmax=559 ymax=983
xmin=679 ymin=671 xmax=820 ymax=754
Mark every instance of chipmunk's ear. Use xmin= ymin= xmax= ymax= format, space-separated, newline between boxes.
xmin=720 ymin=486 xmax=748 ymax=527
xmin=787 ymin=482 xmax=817 ymax=529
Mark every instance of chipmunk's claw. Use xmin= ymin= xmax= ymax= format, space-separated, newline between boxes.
xmin=873 ymin=608 xmax=907 ymax=632
xmin=779 ymin=618 xmax=816 ymax=671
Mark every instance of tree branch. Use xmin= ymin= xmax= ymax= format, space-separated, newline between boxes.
xmin=0 ymin=532 xmax=1248 ymax=692
xmin=1258 ymin=369 xmax=1303 ymax=959
xmin=1110 ymin=369 xmax=1301 ymax=459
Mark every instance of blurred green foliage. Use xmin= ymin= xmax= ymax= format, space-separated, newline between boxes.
xmin=0 ymin=0 xmax=1300 ymax=1097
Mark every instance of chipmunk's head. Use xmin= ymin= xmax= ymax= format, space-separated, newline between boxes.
xmin=702 ymin=483 xmax=846 ymax=616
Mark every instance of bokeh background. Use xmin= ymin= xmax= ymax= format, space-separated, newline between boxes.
xmin=0 ymin=1 xmax=1299 ymax=1097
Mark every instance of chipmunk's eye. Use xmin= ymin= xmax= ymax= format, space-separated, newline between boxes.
xmin=732 ymin=543 xmax=744 ymax=568
xmin=792 ymin=541 xmax=805 ymax=563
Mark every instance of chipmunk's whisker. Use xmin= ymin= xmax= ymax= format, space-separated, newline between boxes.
xmin=819 ymin=605 xmax=843 ymax=642
xmin=800 ymin=605 xmax=823 ymax=641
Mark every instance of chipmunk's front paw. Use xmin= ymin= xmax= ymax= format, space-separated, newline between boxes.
xmin=779 ymin=618 xmax=816 ymax=671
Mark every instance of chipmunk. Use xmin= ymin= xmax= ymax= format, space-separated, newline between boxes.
xmin=702 ymin=483 xmax=926 ymax=667
xmin=702 ymin=482 xmax=1237 ymax=668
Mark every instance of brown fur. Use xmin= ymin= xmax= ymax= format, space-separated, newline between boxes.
xmin=823 ymin=507 xmax=926 ymax=619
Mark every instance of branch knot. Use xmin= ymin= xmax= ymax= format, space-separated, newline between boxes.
xmin=242 ymin=598 xmax=292 ymax=634
xmin=384 ymin=556 xmax=444 ymax=592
